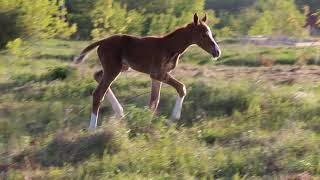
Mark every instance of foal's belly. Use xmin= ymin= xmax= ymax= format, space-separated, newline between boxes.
xmin=121 ymin=56 xmax=151 ymax=74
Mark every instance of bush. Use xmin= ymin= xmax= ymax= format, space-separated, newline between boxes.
xmin=182 ymin=81 xmax=253 ymax=124
xmin=124 ymin=106 xmax=165 ymax=138
xmin=41 ymin=66 xmax=74 ymax=81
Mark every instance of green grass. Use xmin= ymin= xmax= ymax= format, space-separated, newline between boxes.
xmin=1 ymin=39 xmax=320 ymax=179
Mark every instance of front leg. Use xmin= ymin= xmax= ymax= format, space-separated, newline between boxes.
xmin=151 ymin=73 xmax=186 ymax=120
xmin=149 ymin=79 xmax=162 ymax=112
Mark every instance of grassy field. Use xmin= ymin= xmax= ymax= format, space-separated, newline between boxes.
xmin=1 ymin=39 xmax=320 ymax=179
xmin=185 ymin=43 xmax=320 ymax=66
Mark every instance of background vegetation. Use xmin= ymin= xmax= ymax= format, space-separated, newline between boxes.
xmin=0 ymin=0 xmax=320 ymax=179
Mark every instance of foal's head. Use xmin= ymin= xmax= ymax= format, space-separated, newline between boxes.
xmin=188 ymin=13 xmax=221 ymax=58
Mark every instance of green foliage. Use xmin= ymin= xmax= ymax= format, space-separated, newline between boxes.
xmin=90 ymin=0 xmax=215 ymax=38
xmin=182 ymin=81 xmax=252 ymax=125
xmin=90 ymin=0 xmax=145 ymax=39
xmin=15 ymin=0 xmax=76 ymax=39
xmin=0 ymin=0 xmax=314 ymax=44
xmin=206 ymin=0 xmax=256 ymax=13
xmin=249 ymin=0 xmax=306 ymax=37
xmin=147 ymin=11 xmax=178 ymax=35
xmin=124 ymin=106 xmax=166 ymax=138
xmin=65 ymin=0 xmax=97 ymax=39
xmin=40 ymin=66 xmax=74 ymax=81
xmin=147 ymin=0 xmax=211 ymax=35
xmin=0 ymin=0 xmax=76 ymax=49
xmin=5 ymin=38 xmax=32 ymax=58
xmin=211 ymin=0 xmax=308 ymax=37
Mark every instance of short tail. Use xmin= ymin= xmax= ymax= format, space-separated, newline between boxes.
xmin=73 ymin=40 xmax=104 ymax=64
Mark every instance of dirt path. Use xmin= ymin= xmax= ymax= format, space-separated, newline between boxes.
xmin=173 ymin=65 xmax=320 ymax=84
xmin=122 ymin=65 xmax=320 ymax=85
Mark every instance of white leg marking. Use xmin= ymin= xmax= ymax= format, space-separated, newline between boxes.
xmin=171 ymin=96 xmax=185 ymax=120
xmin=106 ymin=90 xmax=124 ymax=118
xmin=89 ymin=113 xmax=97 ymax=129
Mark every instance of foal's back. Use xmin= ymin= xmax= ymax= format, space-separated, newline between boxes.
xmin=98 ymin=34 xmax=166 ymax=73
xmin=100 ymin=34 xmax=164 ymax=52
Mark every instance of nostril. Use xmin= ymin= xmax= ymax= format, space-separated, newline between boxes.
xmin=217 ymin=49 xmax=221 ymax=57
xmin=212 ymin=48 xmax=220 ymax=58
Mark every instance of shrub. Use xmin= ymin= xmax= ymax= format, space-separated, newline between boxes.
xmin=182 ymin=81 xmax=253 ymax=124
xmin=124 ymin=106 xmax=165 ymax=138
xmin=41 ymin=66 xmax=74 ymax=81
xmin=6 ymin=38 xmax=32 ymax=58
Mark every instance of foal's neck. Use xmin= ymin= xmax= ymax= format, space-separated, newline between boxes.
xmin=163 ymin=26 xmax=193 ymax=54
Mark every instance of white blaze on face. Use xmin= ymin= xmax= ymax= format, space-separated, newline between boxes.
xmin=204 ymin=24 xmax=221 ymax=57
xmin=205 ymin=24 xmax=215 ymax=41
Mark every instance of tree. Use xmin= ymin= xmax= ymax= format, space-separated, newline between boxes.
xmin=228 ymin=7 xmax=260 ymax=36
xmin=205 ymin=0 xmax=256 ymax=13
xmin=0 ymin=0 xmax=76 ymax=49
xmin=90 ymin=0 xmax=145 ymax=39
xmin=90 ymin=0 xmax=213 ymax=38
xmin=65 ymin=0 xmax=97 ymax=39
xmin=147 ymin=0 xmax=209 ymax=35
xmin=249 ymin=0 xmax=306 ymax=36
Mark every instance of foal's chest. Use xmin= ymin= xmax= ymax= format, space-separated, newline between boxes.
xmin=162 ymin=53 xmax=181 ymax=71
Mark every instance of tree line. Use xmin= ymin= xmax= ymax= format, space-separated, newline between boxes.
xmin=0 ymin=0 xmax=318 ymax=49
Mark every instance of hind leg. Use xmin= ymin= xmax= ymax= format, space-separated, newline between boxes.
xmin=90 ymin=49 xmax=123 ymax=129
xmin=93 ymin=70 xmax=124 ymax=117
xmin=90 ymin=74 xmax=117 ymax=129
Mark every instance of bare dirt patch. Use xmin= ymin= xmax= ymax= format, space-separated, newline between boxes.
xmin=171 ymin=65 xmax=320 ymax=85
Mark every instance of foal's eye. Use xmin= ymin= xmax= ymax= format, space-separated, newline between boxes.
xmin=200 ymin=32 xmax=206 ymax=38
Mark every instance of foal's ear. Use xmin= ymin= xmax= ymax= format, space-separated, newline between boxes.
xmin=202 ymin=14 xmax=207 ymax=23
xmin=193 ymin=13 xmax=199 ymax=25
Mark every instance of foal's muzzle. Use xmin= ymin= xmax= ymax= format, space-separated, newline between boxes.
xmin=212 ymin=47 xmax=221 ymax=58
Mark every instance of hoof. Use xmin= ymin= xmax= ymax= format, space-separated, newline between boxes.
xmin=166 ymin=117 xmax=178 ymax=126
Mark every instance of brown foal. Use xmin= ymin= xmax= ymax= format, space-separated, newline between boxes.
xmin=74 ymin=13 xmax=221 ymax=129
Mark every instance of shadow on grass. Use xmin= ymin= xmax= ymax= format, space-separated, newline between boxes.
xmin=2 ymin=66 xmax=75 ymax=88
xmin=13 ymin=129 xmax=119 ymax=167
